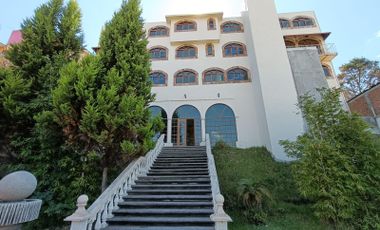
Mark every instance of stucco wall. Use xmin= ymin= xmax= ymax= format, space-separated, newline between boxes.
xmin=287 ymin=47 xmax=329 ymax=100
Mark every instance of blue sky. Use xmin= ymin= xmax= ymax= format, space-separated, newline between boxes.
xmin=0 ymin=0 xmax=379 ymax=72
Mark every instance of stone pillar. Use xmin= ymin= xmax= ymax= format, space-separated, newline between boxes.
xmin=201 ymin=118 xmax=206 ymax=146
xmin=166 ymin=118 xmax=173 ymax=146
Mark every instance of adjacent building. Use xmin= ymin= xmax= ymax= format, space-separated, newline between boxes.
xmin=145 ymin=0 xmax=340 ymax=160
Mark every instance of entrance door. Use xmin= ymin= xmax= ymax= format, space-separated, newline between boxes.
xmin=176 ymin=118 xmax=195 ymax=146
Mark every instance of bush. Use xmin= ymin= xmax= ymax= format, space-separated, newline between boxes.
xmin=280 ymin=88 xmax=380 ymax=229
xmin=237 ymin=179 xmax=274 ymax=225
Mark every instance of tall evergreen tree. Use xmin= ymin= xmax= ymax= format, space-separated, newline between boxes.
xmin=51 ymin=0 xmax=162 ymax=192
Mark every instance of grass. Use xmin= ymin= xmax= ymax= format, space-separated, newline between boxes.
xmin=213 ymin=145 xmax=333 ymax=230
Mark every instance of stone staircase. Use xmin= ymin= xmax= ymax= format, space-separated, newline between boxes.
xmin=105 ymin=146 xmax=215 ymax=230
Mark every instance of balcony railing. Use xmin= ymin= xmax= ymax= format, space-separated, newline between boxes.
xmin=286 ymin=43 xmax=337 ymax=61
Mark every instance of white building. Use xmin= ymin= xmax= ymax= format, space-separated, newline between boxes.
xmin=146 ymin=0 xmax=339 ymax=161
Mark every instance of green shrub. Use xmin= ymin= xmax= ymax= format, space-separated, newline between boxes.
xmin=280 ymin=88 xmax=380 ymax=229
xmin=237 ymin=179 xmax=274 ymax=225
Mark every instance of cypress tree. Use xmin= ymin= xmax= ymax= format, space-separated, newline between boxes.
xmin=51 ymin=0 xmax=162 ymax=192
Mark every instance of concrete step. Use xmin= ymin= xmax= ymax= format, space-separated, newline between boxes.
xmin=156 ymin=157 xmax=207 ymax=160
xmin=124 ymin=194 xmax=213 ymax=201
xmin=107 ymin=216 xmax=213 ymax=226
xmin=147 ymin=172 xmax=209 ymax=176
xmin=112 ymin=208 xmax=214 ymax=216
xmin=118 ymin=201 xmax=213 ymax=209
xmin=127 ymin=189 xmax=211 ymax=195
xmin=148 ymin=168 xmax=209 ymax=173
xmin=150 ymin=166 xmax=208 ymax=170
xmin=105 ymin=226 xmax=214 ymax=230
xmin=135 ymin=179 xmax=211 ymax=185
xmin=131 ymin=184 xmax=211 ymax=190
xmin=152 ymin=163 xmax=208 ymax=167
xmin=138 ymin=175 xmax=210 ymax=180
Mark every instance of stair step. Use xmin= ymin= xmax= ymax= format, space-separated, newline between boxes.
xmin=118 ymin=201 xmax=213 ymax=209
xmin=105 ymin=226 xmax=214 ymax=230
xmin=138 ymin=175 xmax=209 ymax=180
xmin=153 ymin=163 xmax=208 ymax=166
xmin=113 ymin=208 xmax=214 ymax=215
xmin=131 ymin=184 xmax=211 ymax=189
xmin=124 ymin=195 xmax=213 ymax=201
xmin=135 ymin=180 xmax=211 ymax=185
xmin=107 ymin=216 xmax=213 ymax=226
xmin=147 ymin=172 xmax=209 ymax=176
xmin=151 ymin=166 xmax=208 ymax=170
xmin=149 ymin=169 xmax=209 ymax=172
xmin=127 ymin=189 xmax=211 ymax=195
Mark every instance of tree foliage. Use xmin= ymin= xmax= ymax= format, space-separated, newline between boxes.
xmin=338 ymin=58 xmax=380 ymax=98
xmin=280 ymin=89 xmax=380 ymax=229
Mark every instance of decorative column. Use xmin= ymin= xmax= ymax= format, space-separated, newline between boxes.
xmin=64 ymin=195 xmax=90 ymax=230
xmin=210 ymin=194 xmax=232 ymax=230
xmin=201 ymin=118 xmax=206 ymax=145
xmin=166 ymin=118 xmax=173 ymax=146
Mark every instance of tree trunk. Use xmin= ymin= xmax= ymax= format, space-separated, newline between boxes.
xmin=101 ymin=167 xmax=108 ymax=192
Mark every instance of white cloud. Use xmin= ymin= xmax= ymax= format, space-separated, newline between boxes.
xmin=377 ymin=30 xmax=380 ymax=38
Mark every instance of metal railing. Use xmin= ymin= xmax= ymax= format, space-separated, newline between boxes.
xmin=286 ymin=43 xmax=337 ymax=55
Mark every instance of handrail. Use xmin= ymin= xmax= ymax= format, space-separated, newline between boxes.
xmin=206 ymin=134 xmax=232 ymax=230
xmin=65 ymin=135 xmax=165 ymax=230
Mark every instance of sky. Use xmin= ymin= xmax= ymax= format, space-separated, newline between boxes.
xmin=0 ymin=0 xmax=380 ymax=73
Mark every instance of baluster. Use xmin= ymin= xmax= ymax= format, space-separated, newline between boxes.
xmin=101 ymin=203 xmax=108 ymax=228
xmin=87 ymin=218 xmax=94 ymax=230
xmin=108 ymin=197 xmax=114 ymax=218
xmin=94 ymin=211 xmax=102 ymax=230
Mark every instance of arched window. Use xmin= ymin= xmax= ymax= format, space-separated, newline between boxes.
xmin=149 ymin=26 xmax=169 ymax=37
xmin=149 ymin=47 xmax=167 ymax=60
xmin=227 ymin=67 xmax=249 ymax=82
xmin=279 ymin=19 xmax=290 ymax=28
xmin=203 ymin=69 xmax=225 ymax=84
xmin=150 ymin=71 xmax=167 ymax=86
xmin=298 ymin=39 xmax=322 ymax=54
xmin=175 ymin=21 xmax=196 ymax=32
xmin=223 ymin=42 xmax=246 ymax=57
xmin=206 ymin=104 xmax=238 ymax=146
xmin=176 ymin=46 xmax=197 ymax=58
xmin=206 ymin=44 xmax=214 ymax=56
xmin=208 ymin=18 xmax=216 ymax=30
xmin=322 ymin=65 xmax=332 ymax=77
xmin=285 ymin=40 xmax=296 ymax=48
xmin=149 ymin=106 xmax=168 ymax=142
xmin=292 ymin=17 xmax=314 ymax=27
xmin=174 ymin=69 xmax=198 ymax=85
xmin=221 ymin=21 xmax=244 ymax=33
xmin=172 ymin=105 xmax=202 ymax=146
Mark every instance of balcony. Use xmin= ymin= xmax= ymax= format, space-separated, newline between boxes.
xmin=286 ymin=43 xmax=337 ymax=62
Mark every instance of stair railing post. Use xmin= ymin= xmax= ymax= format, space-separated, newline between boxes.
xmin=210 ymin=194 xmax=232 ymax=230
xmin=64 ymin=194 xmax=90 ymax=230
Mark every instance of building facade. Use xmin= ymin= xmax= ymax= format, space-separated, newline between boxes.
xmin=146 ymin=0 xmax=340 ymax=161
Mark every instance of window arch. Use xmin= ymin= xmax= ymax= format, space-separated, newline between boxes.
xmin=203 ymin=68 xmax=225 ymax=84
xmin=285 ymin=40 xmax=296 ymax=48
xmin=150 ymin=71 xmax=167 ymax=86
xmin=149 ymin=26 xmax=169 ymax=37
xmin=298 ymin=39 xmax=322 ymax=54
xmin=221 ymin=21 xmax=244 ymax=33
xmin=208 ymin=18 xmax=216 ymax=30
xmin=292 ymin=17 xmax=315 ymax=27
xmin=149 ymin=106 xmax=168 ymax=142
xmin=223 ymin=42 xmax=247 ymax=57
xmin=227 ymin=67 xmax=249 ymax=82
xmin=174 ymin=69 xmax=198 ymax=85
xmin=172 ymin=105 xmax=202 ymax=146
xmin=176 ymin=45 xmax=197 ymax=58
xmin=206 ymin=104 xmax=238 ymax=146
xmin=149 ymin=46 xmax=168 ymax=60
xmin=322 ymin=65 xmax=332 ymax=77
xmin=175 ymin=20 xmax=197 ymax=32
xmin=279 ymin=18 xmax=290 ymax=28
xmin=206 ymin=43 xmax=215 ymax=57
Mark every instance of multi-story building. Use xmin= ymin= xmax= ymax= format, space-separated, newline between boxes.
xmin=145 ymin=0 xmax=340 ymax=161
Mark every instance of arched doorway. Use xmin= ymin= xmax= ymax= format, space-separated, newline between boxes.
xmin=206 ymin=104 xmax=237 ymax=146
xmin=172 ymin=105 xmax=201 ymax=146
xmin=149 ymin=106 xmax=167 ymax=142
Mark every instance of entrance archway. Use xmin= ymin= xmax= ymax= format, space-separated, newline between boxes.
xmin=149 ymin=106 xmax=167 ymax=142
xmin=172 ymin=105 xmax=202 ymax=146
xmin=206 ymin=104 xmax=237 ymax=146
